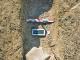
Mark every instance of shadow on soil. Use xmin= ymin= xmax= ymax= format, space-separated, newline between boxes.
xmin=21 ymin=0 xmax=53 ymax=60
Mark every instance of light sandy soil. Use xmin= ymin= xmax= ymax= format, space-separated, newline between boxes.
xmin=0 ymin=0 xmax=22 ymax=60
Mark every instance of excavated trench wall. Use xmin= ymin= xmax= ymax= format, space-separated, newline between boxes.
xmin=0 ymin=0 xmax=80 ymax=60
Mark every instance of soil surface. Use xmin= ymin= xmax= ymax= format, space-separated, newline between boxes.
xmin=0 ymin=0 xmax=80 ymax=60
